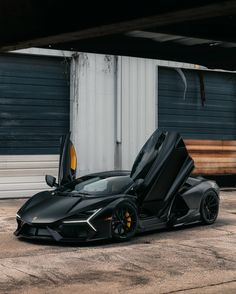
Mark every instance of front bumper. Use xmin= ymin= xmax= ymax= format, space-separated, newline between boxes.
xmin=14 ymin=217 xmax=111 ymax=242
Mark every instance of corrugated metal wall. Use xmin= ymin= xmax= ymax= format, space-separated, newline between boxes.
xmin=0 ymin=53 xmax=69 ymax=198
xmin=71 ymin=53 xmax=236 ymax=178
xmin=3 ymin=51 xmax=219 ymax=198
xmin=0 ymin=155 xmax=58 ymax=198
xmin=158 ymin=66 xmax=236 ymax=176
xmin=70 ymin=54 xmax=158 ymax=175
xmin=158 ymin=66 xmax=236 ymax=140
xmin=120 ymin=56 xmax=157 ymax=170
xmin=70 ymin=53 xmax=116 ymax=176
xmin=0 ymin=54 xmax=70 ymax=154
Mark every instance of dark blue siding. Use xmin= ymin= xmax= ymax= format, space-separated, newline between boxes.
xmin=158 ymin=67 xmax=236 ymax=140
xmin=0 ymin=54 xmax=70 ymax=154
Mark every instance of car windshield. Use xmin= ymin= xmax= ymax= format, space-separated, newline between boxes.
xmin=70 ymin=176 xmax=133 ymax=196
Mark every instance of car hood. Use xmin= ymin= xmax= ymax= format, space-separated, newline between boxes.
xmin=18 ymin=191 xmax=120 ymax=224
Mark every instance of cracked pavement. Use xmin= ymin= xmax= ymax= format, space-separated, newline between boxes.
xmin=0 ymin=191 xmax=235 ymax=293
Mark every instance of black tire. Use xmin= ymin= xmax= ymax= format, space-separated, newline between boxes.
xmin=200 ymin=190 xmax=219 ymax=225
xmin=111 ymin=201 xmax=138 ymax=241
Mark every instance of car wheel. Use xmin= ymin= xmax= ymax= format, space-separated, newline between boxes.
xmin=111 ymin=202 xmax=138 ymax=241
xmin=200 ymin=190 xmax=219 ymax=225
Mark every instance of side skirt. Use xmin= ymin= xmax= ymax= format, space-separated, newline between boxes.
xmin=173 ymin=209 xmax=201 ymax=226
xmin=137 ymin=209 xmax=201 ymax=233
xmin=138 ymin=216 xmax=167 ymax=233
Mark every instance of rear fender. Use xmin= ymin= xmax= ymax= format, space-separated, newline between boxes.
xmin=181 ymin=181 xmax=219 ymax=210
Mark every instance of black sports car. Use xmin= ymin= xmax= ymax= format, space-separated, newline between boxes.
xmin=15 ymin=130 xmax=220 ymax=242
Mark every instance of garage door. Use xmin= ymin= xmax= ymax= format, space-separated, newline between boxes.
xmin=0 ymin=53 xmax=70 ymax=198
xmin=158 ymin=67 xmax=236 ymax=140
xmin=0 ymin=53 xmax=69 ymax=154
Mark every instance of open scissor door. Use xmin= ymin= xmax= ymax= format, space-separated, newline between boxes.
xmin=58 ymin=133 xmax=77 ymax=186
xmin=130 ymin=130 xmax=194 ymax=217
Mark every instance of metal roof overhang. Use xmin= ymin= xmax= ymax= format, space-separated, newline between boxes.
xmin=1 ymin=0 xmax=236 ymax=70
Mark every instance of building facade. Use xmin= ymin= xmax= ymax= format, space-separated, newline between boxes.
xmin=70 ymin=53 xmax=236 ymax=182
xmin=0 ymin=50 xmax=71 ymax=198
xmin=0 ymin=50 xmax=236 ymax=198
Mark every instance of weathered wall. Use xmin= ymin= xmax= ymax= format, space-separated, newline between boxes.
xmin=70 ymin=53 xmax=158 ymax=175
xmin=120 ymin=56 xmax=157 ymax=170
xmin=70 ymin=53 xmax=116 ymax=176
xmin=0 ymin=53 xmax=69 ymax=198
xmin=0 ymin=155 xmax=58 ymax=198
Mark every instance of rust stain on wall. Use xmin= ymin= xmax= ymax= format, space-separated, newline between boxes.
xmin=185 ymin=139 xmax=236 ymax=175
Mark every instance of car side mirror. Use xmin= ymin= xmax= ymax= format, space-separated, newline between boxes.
xmin=45 ymin=175 xmax=57 ymax=187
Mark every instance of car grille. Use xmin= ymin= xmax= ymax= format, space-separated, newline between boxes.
xmin=21 ymin=223 xmax=52 ymax=238
xmin=17 ymin=220 xmax=90 ymax=241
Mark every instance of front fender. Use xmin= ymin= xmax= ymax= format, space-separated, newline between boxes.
xmin=91 ymin=195 xmax=137 ymax=239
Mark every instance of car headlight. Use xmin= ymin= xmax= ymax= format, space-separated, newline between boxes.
xmin=62 ymin=208 xmax=102 ymax=231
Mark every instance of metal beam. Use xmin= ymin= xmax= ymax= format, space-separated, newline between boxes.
xmin=51 ymin=35 xmax=236 ymax=70
xmin=1 ymin=0 xmax=236 ymax=51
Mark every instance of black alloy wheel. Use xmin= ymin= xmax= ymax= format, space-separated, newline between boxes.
xmin=200 ymin=191 xmax=219 ymax=224
xmin=111 ymin=202 xmax=138 ymax=241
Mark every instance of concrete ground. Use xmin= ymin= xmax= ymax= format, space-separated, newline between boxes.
xmin=0 ymin=191 xmax=235 ymax=294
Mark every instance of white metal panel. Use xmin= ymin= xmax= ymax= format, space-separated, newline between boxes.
xmin=120 ymin=56 xmax=157 ymax=170
xmin=70 ymin=53 xmax=159 ymax=174
xmin=70 ymin=53 xmax=116 ymax=176
xmin=0 ymin=155 xmax=58 ymax=198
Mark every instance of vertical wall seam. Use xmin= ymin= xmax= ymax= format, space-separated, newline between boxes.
xmin=155 ymin=65 xmax=159 ymax=129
